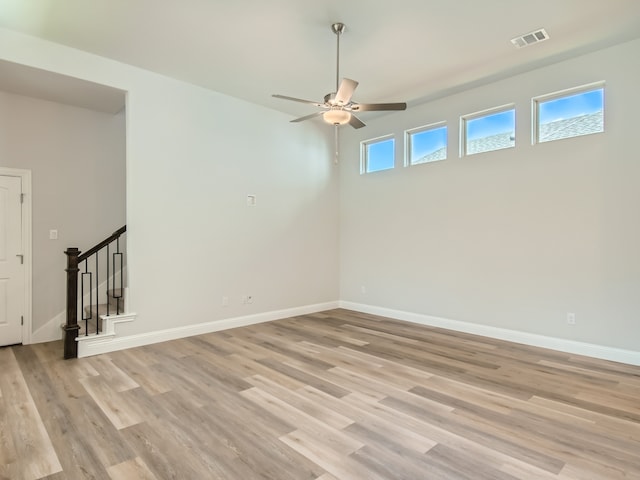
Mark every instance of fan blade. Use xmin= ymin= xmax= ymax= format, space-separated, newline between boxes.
xmin=273 ymin=94 xmax=323 ymax=106
xmin=290 ymin=111 xmax=324 ymax=123
xmin=352 ymin=102 xmax=407 ymax=112
xmin=334 ymin=78 xmax=359 ymax=105
xmin=349 ymin=114 xmax=366 ymax=129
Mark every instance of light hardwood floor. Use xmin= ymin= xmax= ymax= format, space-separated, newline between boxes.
xmin=2 ymin=309 xmax=639 ymax=479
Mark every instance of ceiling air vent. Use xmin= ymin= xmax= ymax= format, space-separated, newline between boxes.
xmin=511 ymin=28 xmax=549 ymax=48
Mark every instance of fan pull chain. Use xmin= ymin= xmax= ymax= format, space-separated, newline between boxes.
xmin=334 ymin=125 xmax=339 ymax=164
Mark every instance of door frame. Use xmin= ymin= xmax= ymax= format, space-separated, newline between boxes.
xmin=0 ymin=167 xmax=32 ymax=345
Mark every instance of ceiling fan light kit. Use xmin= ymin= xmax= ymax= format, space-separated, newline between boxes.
xmin=273 ymin=22 xmax=407 ymax=129
xmin=323 ymin=108 xmax=351 ymax=125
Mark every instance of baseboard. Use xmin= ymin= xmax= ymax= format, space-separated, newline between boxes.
xmin=72 ymin=299 xmax=639 ymax=366
xmin=76 ymin=301 xmax=340 ymax=358
xmin=340 ymin=301 xmax=640 ymax=366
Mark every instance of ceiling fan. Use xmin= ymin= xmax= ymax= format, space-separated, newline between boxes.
xmin=273 ymin=22 xmax=407 ymax=129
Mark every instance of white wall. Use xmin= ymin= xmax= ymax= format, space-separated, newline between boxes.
xmin=0 ymin=28 xmax=339 ymax=339
xmin=0 ymin=91 xmax=125 ymax=333
xmin=3 ymin=26 xmax=636 ymax=358
xmin=124 ymin=79 xmax=339 ymax=335
xmin=340 ymin=39 xmax=640 ymax=352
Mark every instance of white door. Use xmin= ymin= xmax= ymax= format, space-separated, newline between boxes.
xmin=0 ymin=175 xmax=23 ymax=346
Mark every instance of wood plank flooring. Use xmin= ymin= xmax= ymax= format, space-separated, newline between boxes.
xmin=2 ymin=309 xmax=639 ymax=479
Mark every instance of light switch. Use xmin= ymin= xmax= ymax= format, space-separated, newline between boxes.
xmin=247 ymin=195 xmax=256 ymax=206
xmin=49 ymin=229 xmax=58 ymax=240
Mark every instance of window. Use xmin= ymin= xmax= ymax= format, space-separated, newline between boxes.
xmin=361 ymin=135 xmax=395 ymax=173
xmin=461 ymin=105 xmax=515 ymax=156
xmin=533 ymin=83 xmax=604 ymax=144
xmin=406 ymin=123 xmax=447 ymax=166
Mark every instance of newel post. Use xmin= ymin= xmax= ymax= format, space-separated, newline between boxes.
xmin=63 ymin=247 xmax=81 ymax=359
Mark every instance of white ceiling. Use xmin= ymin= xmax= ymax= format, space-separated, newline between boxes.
xmin=1 ymin=0 xmax=640 ymax=118
xmin=0 ymin=60 xmax=126 ymax=113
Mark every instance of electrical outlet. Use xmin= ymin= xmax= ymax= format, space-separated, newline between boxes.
xmin=361 ymin=286 xmax=366 ymax=294
xmin=241 ymin=295 xmax=253 ymax=305
xmin=567 ymin=312 xmax=576 ymax=325
xmin=221 ymin=296 xmax=229 ymax=307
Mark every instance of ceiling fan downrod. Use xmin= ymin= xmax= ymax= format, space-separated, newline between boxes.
xmin=331 ymin=23 xmax=346 ymax=93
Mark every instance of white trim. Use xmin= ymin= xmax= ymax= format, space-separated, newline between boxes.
xmin=460 ymin=103 xmax=515 ymax=157
xmin=76 ymin=301 xmax=339 ymax=358
xmin=361 ymin=134 xmax=395 ymax=174
xmin=404 ymin=121 xmax=448 ymax=167
xmin=74 ymin=298 xmax=639 ymax=366
xmin=0 ymin=168 xmax=32 ymax=345
xmin=77 ymin=312 xmax=136 ymax=357
xmin=531 ymin=81 xmax=605 ymax=145
xmin=340 ymin=301 xmax=640 ymax=366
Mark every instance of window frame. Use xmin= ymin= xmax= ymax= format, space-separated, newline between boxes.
xmin=404 ymin=121 xmax=448 ymax=167
xmin=460 ymin=103 xmax=516 ymax=157
xmin=532 ymin=81 xmax=605 ymax=145
xmin=360 ymin=134 xmax=396 ymax=174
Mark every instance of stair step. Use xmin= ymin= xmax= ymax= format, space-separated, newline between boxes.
xmin=83 ymin=288 xmax=125 ymax=311
xmin=84 ymin=302 xmax=124 ymax=320
xmin=108 ymin=295 xmax=124 ymax=310
xmin=78 ymin=290 xmax=126 ymax=336
xmin=78 ymin=316 xmax=100 ymax=336
xmin=109 ymin=288 xmax=124 ymax=309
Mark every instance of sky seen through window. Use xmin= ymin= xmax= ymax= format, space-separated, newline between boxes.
xmin=539 ymin=88 xmax=603 ymax=124
xmin=410 ymin=125 xmax=447 ymax=162
xmin=366 ymin=138 xmax=395 ymax=173
xmin=364 ymin=87 xmax=604 ymax=172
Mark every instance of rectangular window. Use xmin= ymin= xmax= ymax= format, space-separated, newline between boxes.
xmin=361 ymin=135 xmax=395 ymax=174
xmin=461 ymin=105 xmax=515 ymax=156
xmin=406 ymin=123 xmax=447 ymax=166
xmin=533 ymin=83 xmax=604 ymax=144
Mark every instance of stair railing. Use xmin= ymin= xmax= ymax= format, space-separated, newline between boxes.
xmin=63 ymin=225 xmax=126 ymax=359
